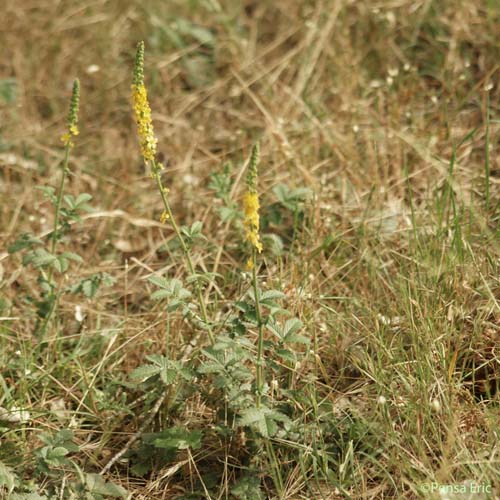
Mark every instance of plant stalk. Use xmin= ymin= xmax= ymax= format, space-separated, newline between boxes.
xmin=252 ymin=248 xmax=265 ymax=408
xmin=38 ymin=144 xmax=71 ymax=337
xmin=152 ymin=161 xmax=214 ymax=345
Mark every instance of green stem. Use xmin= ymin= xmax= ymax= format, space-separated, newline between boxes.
xmin=264 ymin=438 xmax=284 ymax=495
xmin=49 ymin=145 xmax=70 ymax=275
xmin=250 ymin=252 xmax=283 ymax=495
xmin=485 ymin=89 xmax=490 ymax=212
xmin=152 ymin=162 xmax=214 ymax=345
xmin=38 ymin=144 xmax=71 ymax=337
xmin=252 ymin=248 xmax=265 ymax=408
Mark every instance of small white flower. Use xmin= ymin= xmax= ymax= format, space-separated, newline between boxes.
xmin=378 ymin=314 xmax=391 ymax=325
xmin=484 ymin=82 xmax=494 ymax=92
xmin=182 ymin=174 xmax=199 ymax=186
xmin=0 ymin=405 xmax=30 ymax=423
xmin=431 ymin=398 xmax=441 ymax=413
xmin=385 ymin=11 xmax=396 ymax=25
xmin=377 ymin=395 xmax=387 ymax=405
xmin=370 ymin=79 xmax=383 ymax=89
xmin=86 ymin=64 xmax=100 ymax=74
xmin=75 ymin=305 xmax=84 ymax=322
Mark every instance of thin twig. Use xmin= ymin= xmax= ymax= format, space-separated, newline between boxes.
xmin=101 ymin=390 xmax=167 ymax=474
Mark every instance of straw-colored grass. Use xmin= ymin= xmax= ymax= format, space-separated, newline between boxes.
xmin=1 ymin=1 xmax=499 ymax=498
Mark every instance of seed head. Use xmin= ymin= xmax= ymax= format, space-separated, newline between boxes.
xmin=133 ymin=41 xmax=145 ymax=87
xmin=246 ymin=143 xmax=260 ymax=194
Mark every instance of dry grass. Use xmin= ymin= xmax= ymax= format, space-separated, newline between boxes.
xmin=1 ymin=0 xmax=499 ymax=498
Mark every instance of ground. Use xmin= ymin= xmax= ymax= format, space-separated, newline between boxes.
xmin=0 ymin=1 xmax=499 ymax=499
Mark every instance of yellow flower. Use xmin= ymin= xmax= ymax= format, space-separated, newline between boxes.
xmin=131 ymin=83 xmax=157 ymax=162
xmin=131 ymin=42 xmax=158 ymax=163
xmin=60 ymin=133 xmax=72 ymax=146
xmin=242 ymin=143 xmax=263 ymax=253
xmin=160 ymin=210 xmax=169 ymax=223
xmin=243 ymin=192 xmax=263 ymax=253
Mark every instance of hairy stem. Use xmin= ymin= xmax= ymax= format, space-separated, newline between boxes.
xmin=38 ymin=144 xmax=71 ymax=337
xmin=152 ymin=162 xmax=214 ymax=345
xmin=252 ymin=248 xmax=265 ymax=408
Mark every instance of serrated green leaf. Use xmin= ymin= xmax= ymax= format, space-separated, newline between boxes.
xmin=0 ymin=460 xmax=16 ymax=493
xmin=31 ymin=249 xmax=57 ymax=268
xmin=10 ymin=494 xmax=48 ymax=500
xmin=63 ymin=194 xmax=75 ymax=209
xmin=75 ymin=193 xmax=93 ymax=205
xmin=153 ymin=427 xmax=202 ymax=451
xmin=286 ymin=334 xmax=310 ymax=344
xmin=283 ymin=318 xmax=302 ymax=336
xmin=150 ymin=289 xmax=172 ymax=300
xmin=261 ymin=290 xmax=286 ymax=301
xmin=0 ymin=78 xmax=17 ymax=104
xmin=276 ymin=348 xmax=297 ymax=362
xmin=60 ymin=251 xmax=83 ymax=262
xmin=129 ymin=364 xmax=161 ymax=382
xmin=238 ymin=407 xmax=270 ymax=437
xmin=7 ymin=233 xmax=44 ymax=254
xmin=266 ymin=320 xmax=283 ymax=339
xmin=231 ymin=474 xmax=264 ymax=500
xmin=148 ymin=275 xmax=171 ymax=289
xmin=85 ymin=473 xmax=128 ymax=497
xmin=238 ymin=406 xmax=290 ymax=438
xmin=53 ymin=257 xmax=68 ymax=273
xmin=191 ymin=220 xmax=203 ymax=234
xmin=264 ymin=233 xmax=284 ymax=256
xmin=36 ymin=185 xmax=56 ymax=201
xmin=48 ymin=446 xmax=69 ymax=458
xmin=167 ymin=299 xmax=183 ymax=312
xmin=82 ymin=279 xmax=95 ymax=298
xmin=159 ymin=367 xmax=177 ymax=385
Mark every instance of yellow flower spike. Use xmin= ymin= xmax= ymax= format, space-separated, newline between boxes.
xmin=242 ymin=143 xmax=263 ymax=253
xmin=61 ymin=79 xmax=80 ymax=148
xmin=131 ymin=41 xmax=158 ymax=163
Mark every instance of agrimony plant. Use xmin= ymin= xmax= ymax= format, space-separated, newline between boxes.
xmin=8 ymin=80 xmax=96 ymax=336
xmin=131 ymin=41 xmax=213 ymax=344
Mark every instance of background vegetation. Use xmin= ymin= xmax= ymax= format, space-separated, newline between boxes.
xmin=0 ymin=0 xmax=499 ymax=498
